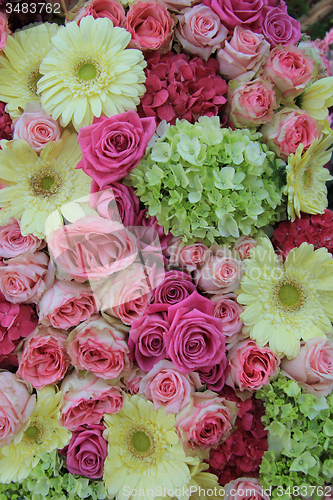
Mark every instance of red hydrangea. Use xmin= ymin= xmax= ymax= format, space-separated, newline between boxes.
xmin=0 ymin=102 xmax=12 ymax=141
xmin=272 ymin=210 xmax=333 ymax=259
xmin=137 ymin=51 xmax=227 ymax=125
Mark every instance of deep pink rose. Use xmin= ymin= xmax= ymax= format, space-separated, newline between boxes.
xmin=0 ymin=13 xmax=9 ymax=51
xmin=65 ymin=424 xmax=108 ymax=479
xmin=90 ymin=184 xmax=141 ymax=227
xmin=0 ymin=251 xmax=54 ymax=304
xmin=196 ymin=360 xmax=230 ymax=393
xmin=0 ymin=372 xmax=35 ymax=447
xmin=67 ymin=315 xmax=131 ymax=379
xmin=126 ymin=1 xmax=175 ymax=52
xmin=164 ymin=292 xmax=227 ymax=374
xmin=48 ymin=216 xmax=137 ymax=283
xmin=165 ymin=237 xmax=210 ymax=272
xmin=210 ymin=293 xmax=244 ymax=336
xmin=227 ymin=339 xmax=279 ymax=391
xmin=224 ymin=478 xmax=270 ymax=500
xmin=260 ymin=108 xmax=320 ymax=160
xmin=281 ymin=337 xmax=333 ymax=396
xmin=77 ymin=111 xmax=156 ymax=189
xmin=37 ymin=280 xmax=98 ymax=330
xmin=175 ymin=4 xmax=228 ymax=61
xmin=259 ymin=5 xmax=301 ymax=48
xmin=75 ymin=0 xmax=125 ymax=26
xmin=233 ymin=236 xmax=257 ymax=260
xmin=0 ymin=218 xmax=43 ymax=258
xmin=217 ymin=26 xmax=269 ymax=81
xmin=139 ymin=360 xmax=202 ymax=414
xmin=152 ymin=270 xmax=196 ymax=305
xmin=202 ymin=0 xmax=265 ymax=30
xmin=176 ymin=391 xmax=237 ymax=450
xmin=60 ymin=371 xmax=124 ymax=430
xmin=17 ymin=326 xmax=70 ymax=389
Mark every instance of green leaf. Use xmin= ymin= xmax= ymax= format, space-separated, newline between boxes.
xmin=290 ymin=451 xmax=317 ymax=474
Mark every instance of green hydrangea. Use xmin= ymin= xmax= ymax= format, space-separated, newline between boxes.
xmin=256 ymin=374 xmax=333 ymax=500
xmin=128 ymin=116 xmax=286 ymax=244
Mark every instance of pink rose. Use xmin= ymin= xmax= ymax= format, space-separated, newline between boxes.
xmin=260 ymin=108 xmax=320 ymax=160
xmin=126 ymin=1 xmax=175 ymax=52
xmin=65 ymin=424 xmax=108 ymax=479
xmin=0 ymin=372 xmax=35 ymax=447
xmin=196 ymin=360 xmax=230 ymax=392
xmin=226 ymin=339 xmax=279 ymax=391
xmin=259 ymin=5 xmax=301 ymax=48
xmin=0 ymin=218 xmax=43 ymax=258
xmin=37 ymin=280 xmax=98 ymax=330
xmin=17 ymin=326 xmax=70 ymax=389
xmin=123 ymin=365 xmax=145 ymax=395
xmin=233 ymin=236 xmax=257 ymax=260
xmin=48 ymin=216 xmax=137 ymax=283
xmin=90 ymin=184 xmax=141 ymax=227
xmin=77 ymin=111 xmax=156 ymax=189
xmin=75 ymin=0 xmax=125 ymax=26
xmin=202 ymin=0 xmax=265 ymax=31
xmin=263 ymin=45 xmax=315 ymax=100
xmin=0 ymin=251 xmax=54 ymax=304
xmin=217 ymin=26 xmax=270 ymax=81
xmin=227 ymin=78 xmax=278 ymax=128
xmin=210 ymin=293 xmax=243 ymax=336
xmin=164 ymin=292 xmax=227 ymax=374
xmin=281 ymin=337 xmax=333 ymax=396
xmin=224 ymin=478 xmax=269 ymax=500
xmin=165 ymin=237 xmax=210 ymax=273
xmin=175 ymin=4 xmax=228 ymax=61
xmin=67 ymin=315 xmax=131 ymax=380
xmin=152 ymin=270 xmax=195 ymax=305
xmin=0 ymin=13 xmax=9 ymax=51
xmin=139 ymin=360 xmax=202 ymax=414
xmin=60 ymin=372 xmax=123 ymax=430
xmin=175 ymin=390 xmax=237 ymax=450
xmin=194 ymin=246 xmax=245 ymax=295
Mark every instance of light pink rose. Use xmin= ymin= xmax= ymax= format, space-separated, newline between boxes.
xmin=210 ymin=293 xmax=243 ymax=336
xmin=48 ymin=216 xmax=137 ymax=283
xmin=281 ymin=337 xmax=333 ymax=396
xmin=60 ymin=371 xmax=124 ymax=430
xmin=175 ymin=390 xmax=237 ymax=450
xmin=17 ymin=326 xmax=70 ymax=389
xmin=67 ymin=315 xmax=131 ymax=380
xmin=233 ymin=236 xmax=257 ymax=260
xmin=175 ymin=4 xmax=228 ymax=61
xmin=224 ymin=478 xmax=269 ymax=500
xmin=263 ymin=45 xmax=315 ymax=100
xmin=13 ymin=103 xmax=61 ymax=153
xmin=37 ymin=279 xmax=98 ymax=330
xmin=0 ymin=372 xmax=35 ymax=447
xmin=194 ymin=246 xmax=245 ymax=294
xmin=226 ymin=339 xmax=279 ymax=391
xmin=0 ymin=218 xmax=43 ymax=258
xmin=126 ymin=1 xmax=175 ymax=52
xmin=0 ymin=251 xmax=54 ymax=304
xmin=139 ymin=360 xmax=202 ymax=414
xmin=217 ymin=26 xmax=270 ymax=82
xmin=260 ymin=108 xmax=320 ymax=160
xmin=165 ymin=237 xmax=210 ymax=273
xmin=0 ymin=13 xmax=9 ymax=51
xmin=74 ymin=0 xmax=125 ymax=26
xmin=228 ymin=78 xmax=278 ymax=128
xmin=123 ymin=365 xmax=145 ymax=395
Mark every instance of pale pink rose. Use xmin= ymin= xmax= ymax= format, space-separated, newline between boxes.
xmin=74 ymin=0 xmax=125 ymax=26
xmin=194 ymin=246 xmax=245 ymax=294
xmin=123 ymin=365 xmax=145 ymax=395
xmin=37 ymin=279 xmax=98 ymax=329
xmin=0 ymin=251 xmax=54 ymax=304
xmin=321 ymin=26 xmax=333 ymax=53
xmin=226 ymin=339 xmax=279 ymax=391
xmin=13 ymin=103 xmax=61 ymax=153
xmin=95 ymin=263 xmax=151 ymax=326
xmin=224 ymin=478 xmax=270 ymax=500
xmin=0 ymin=218 xmax=43 ymax=258
xmin=165 ymin=237 xmax=210 ymax=273
xmin=263 ymin=45 xmax=315 ymax=100
xmin=67 ymin=314 xmax=131 ymax=380
xmin=17 ymin=326 xmax=70 ymax=389
xmin=139 ymin=360 xmax=202 ymax=414
xmin=281 ymin=337 xmax=333 ymax=396
xmin=233 ymin=236 xmax=257 ymax=260
xmin=175 ymin=4 xmax=228 ymax=61
xmin=175 ymin=390 xmax=237 ymax=450
xmin=228 ymin=78 xmax=278 ymax=128
xmin=48 ymin=216 xmax=137 ymax=283
xmin=217 ymin=26 xmax=270 ymax=81
xmin=0 ymin=13 xmax=9 ymax=51
xmin=260 ymin=107 xmax=320 ymax=160
xmin=60 ymin=371 xmax=123 ymax=430
xmin=210 ymin=293 xmax=243 ymax=336
xmin=0 ymin=372 xmax=35 ymax=447
xmin=126 ymin=1 xmax=175 ymax=52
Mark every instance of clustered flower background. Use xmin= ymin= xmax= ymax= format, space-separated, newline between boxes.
xmin=0 ymin=0 xmax=332 ymax=500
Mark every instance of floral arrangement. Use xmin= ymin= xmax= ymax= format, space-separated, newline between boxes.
xmin=0 ymin=1 xmax=332 ymax=500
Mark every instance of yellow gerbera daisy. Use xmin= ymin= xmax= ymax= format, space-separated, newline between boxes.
xmin=103 ymin=395 xmax=193 ymax=500
xmin=285 ymin=132 xmax=333 ymax=221
xmin=0 ymin=386 xmax=71 ymax=483
xmin=298 ymin=76 xmax=333 ymax=121
xmin=0 ymin=23 xmax=58 ymax=119
xmin=237 ymin=237 xmax=333 ymax=359
xmin=0 ymin=132 xmax=91 ymax=238
xmin=37 ymin=16 xmax=147 ymax=131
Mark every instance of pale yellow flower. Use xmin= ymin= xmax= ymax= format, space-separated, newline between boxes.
xmin=299 ymin=76 xmax=333 ymax=121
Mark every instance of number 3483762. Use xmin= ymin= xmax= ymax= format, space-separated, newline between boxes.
xmin=5 ymin=2 xmax=61 ymax=14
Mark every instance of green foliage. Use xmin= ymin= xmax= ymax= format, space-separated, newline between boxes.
xmin=128 ymin=116 xmax=286 ymax=245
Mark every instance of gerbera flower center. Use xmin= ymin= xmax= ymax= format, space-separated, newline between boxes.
xmin=273 ymin=277 xmax=306 ymax=311
xmin=27 ymin=70 xmax=42 ymax=96
xmin=131 ymin=430 xmax=151 ymax=453
xmin=30 ymin=168 xmax=63 ymax=197
xmin=77 ymin=62 xmax=97 ymax=81
xmin=127 ymin=426 xmax=155 ymax=458
xmin=24 ymin=425 xmax=40 ymax=440
xmin=303 ymin=167 xmax=312 ymax=189
xmin=278 ymin=284 xmax=300 ymax=307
